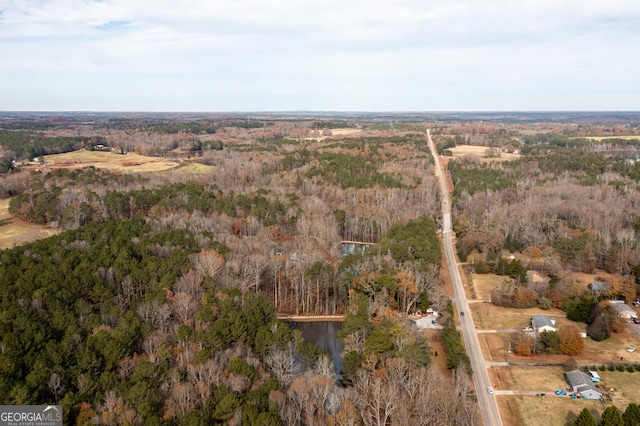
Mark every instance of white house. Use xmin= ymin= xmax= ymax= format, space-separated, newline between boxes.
xmin=531 ymin=314 xmax=557 ymax=333
xmin=565 ymin=370 xmax=602 ymax=400
xmin=608 ymin=301 xmax=638 ymax=320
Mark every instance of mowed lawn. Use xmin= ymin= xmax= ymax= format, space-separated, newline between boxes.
xmin=0 ymin=198 xmax=58 ymax=249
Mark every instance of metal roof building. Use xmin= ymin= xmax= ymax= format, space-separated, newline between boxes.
xmin=565 ymin=370 xmax=602 ymax=400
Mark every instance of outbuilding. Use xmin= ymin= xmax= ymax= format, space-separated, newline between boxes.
xmin=565 ymin=370 xmax=602 ymax=400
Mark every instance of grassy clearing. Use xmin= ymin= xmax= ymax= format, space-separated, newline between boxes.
xmin=598 ymin=370 xmax=640 ymax=409
xmin=505 ymin=395 xmax=604 ymax=426
xmin=470 ymin=302 xmax=569 ymax=331
xmin=330 ymin=128 xmax=362 ymax=136
xmin=446 ymin=145 xmax=520 ymax=162
xmin=164 ymin=162 xmax=216 ymax=176
xmin=41 ymin=150 xmax=180 ymax=173
xmin=499 ymin=370 xmax=640 ymax=426
xmin=582 ymin=331 xmax=640 ymax=365
xmin=0 ymin=198 xmax=58 ymax=249
xmin=469 ymin=273 xmax=507 ymax=300
xmin=479 ymin=333 xmax=510 ymax=361
xmin=584 ymin=135 xmax=640 ymax=141
xmin=490 ymin=366 xmax=568 ymax=391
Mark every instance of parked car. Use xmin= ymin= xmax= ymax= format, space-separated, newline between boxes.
xmin=627 ymin=346 xmax=636 ymax=353
xmin=633 ymin=317 xmax=640 ymax=324
xmin=487 ymin=386 xmax=493 ymax=394
xmin=554 ymin=390 xmax=567 ymax=395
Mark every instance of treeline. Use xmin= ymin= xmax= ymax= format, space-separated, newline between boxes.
xmin=307 ymin=152 xmax=406 ymax=189
xmin=6 ymin=162 xmax=440 ymax=316
xmin=0 ymin=130 xmax=104 ymax=162
xmin=8 ymin=169 xmax=290 ymax=230
xmin=448 ymin=160 xmax=515 ymax=198
xmin=135 ymin=119 xmax=268 ymax=134
xmin=0 ymin=202 xmax=470 ymax=425
xmin=0 ymin=218 xmax=338 ymax=424
xmin=570 ymin=403 xmax=640 ymax=426
xmin=450 ymin=150 xmax=640 ymax=285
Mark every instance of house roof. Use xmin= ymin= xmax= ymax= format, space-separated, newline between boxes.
xmin=531 ymin=314 xmax=556 ymax=329
xmin=565 ymin=370 xmax=601 ymax=396
xmin=588 ymin=282 xmax=611 ymax=292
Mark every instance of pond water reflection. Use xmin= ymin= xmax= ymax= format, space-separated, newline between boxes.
xmin=290 ymin=321 xmax=343 ymax=375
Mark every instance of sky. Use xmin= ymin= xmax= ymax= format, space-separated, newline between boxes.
xmin=1 ymin=0 xmax=639 ymax=111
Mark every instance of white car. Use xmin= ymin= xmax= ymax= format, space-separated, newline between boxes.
xmin=487 ymin=386 xmax=494 ymax=394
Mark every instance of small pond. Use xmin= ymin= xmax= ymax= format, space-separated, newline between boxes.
xmin=290 ymin=321 xmax=344 ymax=375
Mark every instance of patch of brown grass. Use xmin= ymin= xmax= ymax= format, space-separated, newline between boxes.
xmin=0 ymin=198 xmax=58 ymax=249
xmin=491 ymin=366 xmax=568 ymax=391
xmin=506 ymin=395 xmax=601 ymax=426
xmin=470 ymin=302 xmax=568 ymax=331
xmin=598 ymin=370 xmax=640 ymax=409
xmin=447 ymin=145 xmax=520 ymax=162
xmin=470 ymin=273 xmax=508 ymax=300
xmin=39 ymin=150 xmax=180 ymax=173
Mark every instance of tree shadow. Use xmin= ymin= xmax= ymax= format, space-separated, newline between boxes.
xmin=0 ymin=219 xmax=11 ymax=227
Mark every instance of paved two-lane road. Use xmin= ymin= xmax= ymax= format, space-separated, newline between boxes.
xmin=427 ymin=129 xmax=503 ymax=426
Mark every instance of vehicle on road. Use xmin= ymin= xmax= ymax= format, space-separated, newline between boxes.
xmin=554 ymin=390 xmax=567 ymax=395
xmin=487 ymin=387 xmax=493 ymax=394
xmin=460 ymin=311 xmax=465 ymax=317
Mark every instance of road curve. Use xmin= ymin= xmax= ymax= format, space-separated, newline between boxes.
xmin=427 ymin=129 xmax=503 ymax=426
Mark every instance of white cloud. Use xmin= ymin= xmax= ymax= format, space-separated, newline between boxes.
xmin=0 ymin=0 xmax=639 ymax=110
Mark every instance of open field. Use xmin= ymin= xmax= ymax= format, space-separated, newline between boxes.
xmin=447 ymin=145 xmax=520 ymax=161
xmin=471 ymin=302 xmax=577 ymax=331
xmin=468 ymin=272 xmax=506 ymax=300
xmin=330 ymin=128 xmax=362 ymax=136
xmin=490 ymin=366 xmax=568 ymax=391
xmin=582 ymin=331 xmax=640 ymax=365
xmin=473 ymin=302 xmax=640 ymax=364
xmin=469 ymin=272 xmax=640 ymax=363
xmin=598 ymin=370 xmax=640 ymax=409
xmin=494 ymin=368 xmax=640 ymax=426
xmin=164 ymin=162 xmax=217 ymax=176
xmin=502 ymin=395 xmax=605 ymax=426
xmin=496 ymin=367 xmax=603 ymax=426
xmin=491 ymin=366 xmax=584 ymax=426
xmin=302 ymin=128 xmax=362 ymax=141
xmin=583 ymin=135 xmax=640 ymax=141
xmin=38 ymin=150 xmax=180 ymax=173
xmin=0 ymin=198 xmax=58 ymax=249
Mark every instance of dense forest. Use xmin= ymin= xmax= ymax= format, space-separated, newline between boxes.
xmin=0 ymin=116 xmax=482 ymax=425
xmin=1 ymin=113 xmax=640 ymax=424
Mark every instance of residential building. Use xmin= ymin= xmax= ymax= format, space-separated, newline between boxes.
xmin=531 ymin=314 xmax=557 ymax=333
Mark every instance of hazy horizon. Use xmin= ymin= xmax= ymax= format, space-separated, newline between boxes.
xmin=2 ymin=1 xmax=639 ymax=111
